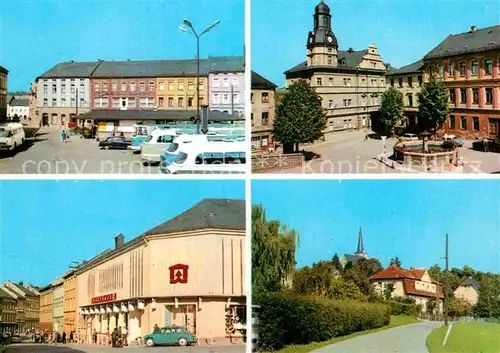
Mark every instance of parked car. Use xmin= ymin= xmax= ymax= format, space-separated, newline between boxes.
xmin=143 ymin=326 xmax=196 ymax=347
xmin=472 ymin=138 xmax=500 ymax=153
xmin=11 ymin=335 xmax=21 ymax=343
xmin=400 ymin=133 xmax=419 ymax=141
xmin=98 ymin=136 xmax=131 ymax=150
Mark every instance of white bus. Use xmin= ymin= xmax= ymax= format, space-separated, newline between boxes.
xmin=164 ymin=141 xmax=246 ymax=174
xmin=0 ymin=123 xmax=25 ymax=151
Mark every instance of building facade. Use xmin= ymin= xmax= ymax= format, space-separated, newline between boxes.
xmin=424 ymin=25 xmax=500 ymax=138
xmin=385 ymin=60 xmax=424 ymax=132
xmin=284 ymin=0 xmax=387 ymax=133
xmin=0 ymin=287 xmax=17 ymax=334
xmin=76 ymin=199 xmax=246 ymax=345
xmin=39 ymin=285 xmax=53 ymax=331
xmin=7 ymin=98 xmax=30 ymax=122
xmin=369 ymin=266 xmax=444 ymax=313
xmin=251 ymin=71 xmax=277 ymax=151
xmin=52 ymin=278 xmax=64 ymax=334
xmin=63 ymin=269 xmax=78 ymax=335
xmin=4 ymin=282 xmax=40 ymax=331
xmin=0 ymin=286 xmax=23 ymax=332
xmin=156 ymin=76 xmax=207 ymax=111
xmin=453 ymin=277 xmax=480 ymax=306
xmin=0 ymin=66 xmax=7 ymax=122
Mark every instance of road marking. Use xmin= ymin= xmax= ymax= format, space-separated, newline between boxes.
xmin=442 ymin=323 xmax=453 ymax=347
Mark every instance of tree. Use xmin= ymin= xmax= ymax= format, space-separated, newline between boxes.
xmin=332 ymin=253 xmax=342 ymax=271
xmin=379 ymin=87 xmax=404 ymax=136
xmin=418 ymin=73 xmax=450 ymax=135
xmin=389 ymin=256 xmax=402 ymax=267
xmin=344 ymin=258 xmax=383 ymax=295
xmin=273 ymin=80 xmax=326 ymax=153
xmin=252 ymin=204 xmax=298 ymax=293
xmin=447 ymin=297 xmax=473 ymax=318
xmin=383 ymin=283 xmax=394 ymax=300
xmin=326 ymin=279 xmax=366 ymax=301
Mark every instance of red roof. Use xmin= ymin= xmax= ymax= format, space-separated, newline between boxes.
xmin=369 ymin=265 xmax=444 ymax=299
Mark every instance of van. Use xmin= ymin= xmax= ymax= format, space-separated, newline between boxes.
xmin=0 ymin=123 xmax=25 ymax=151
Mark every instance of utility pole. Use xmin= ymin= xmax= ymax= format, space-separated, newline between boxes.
xmin=444 ymin=233 xmax=449 ymax=325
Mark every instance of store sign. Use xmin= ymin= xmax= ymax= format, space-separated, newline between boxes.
xmin=169 ymin=264 xmax=189 ymax=284
xmin=91 ymin=293 xmax=117 ymax=304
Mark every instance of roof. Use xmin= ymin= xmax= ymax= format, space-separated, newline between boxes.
xmin=0 ymin=287 xmax=16 ymax=300
xmin=79 ymin=109 xmax=244 ymax=121
xmin=424 ymin=25 xmax=500 ymax=60
xmin=458 ymin=276 xmax=480 ymax=291
xmin=143 ymin=198 xmax=245 ymax=236
xmin=9 ymin=99 xmax=29 ymax=107
xmin=252 ymin=71 xmax=277 ymax=90
xmin=0 ymin=65 xmax=8 ymax=74
xmin=78 ymin=198 xmax=245 ymax=273
xmin=386 ymin=59 xmax=424 ymax=76
xmin=12 ymin=283 xmax=38 ymax=297
xmin=285 ymin=48 xmax=382 ymax=75
xmin=38 ymin=56 xmax=245 ymax=80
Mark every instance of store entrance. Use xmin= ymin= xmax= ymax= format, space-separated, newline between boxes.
xmin=168 ymin=305 xmax=196 ymax=335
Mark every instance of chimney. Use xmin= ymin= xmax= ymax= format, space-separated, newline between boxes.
xmin=115 ymin=233 xmax=125 ymax=249
xmin=471 ymin=25 xmax=477 ymax=33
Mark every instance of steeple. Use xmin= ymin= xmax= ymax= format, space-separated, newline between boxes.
xmin=355 ymin=227 xmax=367 ymax=257
xmin=306 ymin=0 xmax=338 ymax=66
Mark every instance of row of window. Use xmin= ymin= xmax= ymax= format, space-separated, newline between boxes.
xmin=44 ymin=82 xmax=85 ymax=94
xmin=212 ymin=92 xmax=240 ymax=104
xmin=316 ymin=76 xmax=385 ymax=87
xmin=94 ymin=97 xmax=156 ymax=108
xmin=449 ymin=87 xmax=495 ymax=105
xmin=439 ymin=57 xmax=500 ymax=78
xmin=390 ymin=75 xmax=424 ymax=88
xmin=449 ymin=115 xmax=480 ymax=131
xmin=250 ymin=92 xmax=270 ymax=104
xmin=250 ymin=112 xmax=270 ymax=126
xmin=43 ymin=97 xmax=85 ymax=107
xmin=212 ymin=76 xmax=240 ymax=88
xmin=158 ymin=96 xmax=201 ymax=108
xmin=327 ymin=96 xmax=380 ymax=108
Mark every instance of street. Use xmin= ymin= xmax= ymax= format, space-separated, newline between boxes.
xmin=0 ymin=127 xmax=163 ymax=174
xmin=5 ymin=343 xmax=245 ymax=353
xmin=312 ymin=321 xmax=442 ymax=353
xmin=269 ymin=130 xmax=500 ymax=174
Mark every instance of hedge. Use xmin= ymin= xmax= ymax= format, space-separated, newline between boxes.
xmin=387 ymin=300 xmax=421 ymax=317
xmin=254 ymin=291 xmax=391 ymax=351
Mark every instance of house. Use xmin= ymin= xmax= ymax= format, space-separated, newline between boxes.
xmin=369 ymin=265 xmax=444 ymax=313
xmin=453 ymin=276 xmax=480 ymax=306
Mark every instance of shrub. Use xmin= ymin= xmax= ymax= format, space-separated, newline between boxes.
xmin=254 ymin=291 xmax=391 ymax=351
xmin=386 ymin=300 xmax=421 ymax=317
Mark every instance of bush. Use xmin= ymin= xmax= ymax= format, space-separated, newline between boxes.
xmin=387 ymin=300 xmax=421 ymax=317
xmin=254 ymin=291 xmax=391 ymax=351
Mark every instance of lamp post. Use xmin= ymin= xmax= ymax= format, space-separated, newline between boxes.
xmin=179 ymin=18 xmax=220 ymax=130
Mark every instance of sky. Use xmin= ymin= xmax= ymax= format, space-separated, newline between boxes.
xmin=0 ymin=179 xmax=245 ymax=286
xmin=252 ymin=179 xmax=500 ymax=273
xmin=251 ymin=0 xmax=500 ymax=87
xmin=0 ymin=0 xmax=244 ymax=91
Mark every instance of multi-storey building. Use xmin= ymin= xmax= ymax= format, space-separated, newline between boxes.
xmin=0 ymin=66 xmax=8 ymax=122
xmin=0 ymin=287 xmax=17 ymax=334
xmin=76 ymin=199 xmax=246 ymax=345
xmin=369 ymin=266 xmax=444 ymax=314
xmin=39 ymin=285 xmax=53 ymax=331
xmin=385 ymin=60 xmax=424 ymax=132
xmin=209 ymin=56 xmax=245 ymax=116
xmin=251 ymin=71 xmax=278 ymax=151
xmin=423 ymin=25 xmax=500 ymax=138
xmin=7 ymin=98 xmax=30 ymax=122
xmin=4 ymin=282 xmax=40 ymax=331
xmin=284 ymin=0 xmax=387 ymax=133
xmin=63 ymin=269 xmax=78 ymax=335
xmin=35 ymin=61 xmax=96 ymax=126
xmin=52 ymin=278 xmax=64 ymax=334
xmin=0 ymin=286 xmax=23 ymax=333
xmin=453 ymin=277 xmax=480 ymax=306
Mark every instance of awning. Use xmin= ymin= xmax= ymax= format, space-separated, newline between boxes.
xmin=79 ymin=109 xmax=244 ymax=122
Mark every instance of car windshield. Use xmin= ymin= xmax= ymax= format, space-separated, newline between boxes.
xmin=145 ymin=135 xmax=153 ymax=143
xmin=0 ymin=129 xmax=11 ymax=137
xmin=167 ymin=143 xmax=179 ymax=152
xmin=174 ymin=152 xmax=188 ymax=165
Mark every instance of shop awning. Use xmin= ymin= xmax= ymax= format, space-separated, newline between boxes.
xmin=79 ymin=109 xmax=244 ymax=122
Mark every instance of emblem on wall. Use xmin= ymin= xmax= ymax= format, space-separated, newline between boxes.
xmin=169 ymin=264 xmax=189 ymax=284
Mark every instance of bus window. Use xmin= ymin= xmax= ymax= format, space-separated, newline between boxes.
xmin=203 ymin=152 xmax=224 ymax=164
xmin=195 ymin=154 xmax=203 ymax=165
xmin=225 ymin=152 xmax=246 ymax=164
xmin=158 ymin=135 xmax=174 ymax=143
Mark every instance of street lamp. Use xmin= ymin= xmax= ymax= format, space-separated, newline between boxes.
xmin=179 ymin=18 xmax=220 ymax=130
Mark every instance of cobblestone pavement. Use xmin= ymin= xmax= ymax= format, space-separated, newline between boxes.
xmin=5 ymin=343 xmax=245 ymax=353
xmin=269 ymin=130 xmax=500 ymax=174
xmin=312 ymin=320 xmax=442 ymax=353
xmin=0 ymin=127 xmax=163 ymax=174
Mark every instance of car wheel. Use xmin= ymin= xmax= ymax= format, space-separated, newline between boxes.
xmin=145 ymin=338 xmax=155 ymax=347
xmin=105 ymin=145 xmax=110 ymax=150
xmin=178 ymin=338 xmax=188 ymax=346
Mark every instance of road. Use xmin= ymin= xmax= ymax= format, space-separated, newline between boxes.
xmin=312 ymin=321 xmax=442 ymax=353
xmin=0 ymin=127 xmax=163 ymax=174
xmin=269 ymin=130 xmax=500 ymax=174
xmin=5 ymin=343 xmax=245 ymax=353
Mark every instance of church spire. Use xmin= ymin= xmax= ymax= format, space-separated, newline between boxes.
xmin=355 ymin=227 xmax=366 ymax=257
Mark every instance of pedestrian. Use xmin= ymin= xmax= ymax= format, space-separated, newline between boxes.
xmin=69 ymin=330 xmax=73 ymax=343
xmin=93 ymin=329 xmax=97 ymax=345
xmin=153 ymin=324 xmax=160 ymax=333
xmin=61 ymin=129 xmax=66 ymax=142
xmin=62 ymin=331 xmax=66 ymax=344
xmin=121 ymin=326 xmax=128 ymax=346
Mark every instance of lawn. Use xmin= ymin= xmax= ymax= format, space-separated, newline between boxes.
xmin=427 ymin=321 xmax=500 ymax=353
xmin=263 ymin=315 xmax=420 ymax=353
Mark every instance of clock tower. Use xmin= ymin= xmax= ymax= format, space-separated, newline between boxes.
xmin=306 ymin=0 xmax=338 ymax=67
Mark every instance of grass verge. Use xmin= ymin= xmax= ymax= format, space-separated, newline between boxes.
xmin=426 ymin=321 xmax=500 ymax=353
xmin=263 ymin=315 xmax=420 ymax=353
